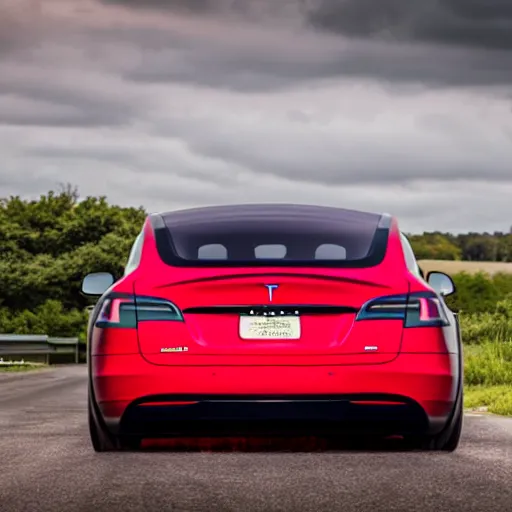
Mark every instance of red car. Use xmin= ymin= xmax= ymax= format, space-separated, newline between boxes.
xmin=83 ymin=204 xmax=463 ymax=452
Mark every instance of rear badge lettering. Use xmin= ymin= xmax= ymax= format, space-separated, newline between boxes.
xmin=161 ymin=347 xmax=189 ymax=353
xmin=364 ymin=346 xmax=378 ymax=351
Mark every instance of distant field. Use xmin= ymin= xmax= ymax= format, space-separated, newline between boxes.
xmin=419 ymin=260 xmax=512 ymax=276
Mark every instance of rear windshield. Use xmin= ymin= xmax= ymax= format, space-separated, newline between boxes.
xmin=153 ymin=205 xmax=389 ymax=268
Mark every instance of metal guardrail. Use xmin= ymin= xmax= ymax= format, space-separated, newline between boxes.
xmin=0 ymin=334 xmax=80 ymax=364
xmin=0 ymin=360 xmax=46 ymax=367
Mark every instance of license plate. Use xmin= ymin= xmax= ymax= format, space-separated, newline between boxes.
xmin=239 ymin=316 xmax=301 ymax=340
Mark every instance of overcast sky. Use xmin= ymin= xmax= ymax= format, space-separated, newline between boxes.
xmin=1 ymin=0 xmax=511 ymax=233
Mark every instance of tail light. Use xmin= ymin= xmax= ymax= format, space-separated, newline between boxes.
xmin=355 ymin=292 xmax=449 ymax=328
xmin=95 ymin=294 xmax=183 ymax=328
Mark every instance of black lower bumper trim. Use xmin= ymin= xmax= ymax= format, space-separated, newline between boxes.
xmin=119 ymin=394 xmax=429 ymax=438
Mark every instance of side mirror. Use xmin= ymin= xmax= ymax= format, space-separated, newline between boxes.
xmin=427 ymin=271 xmax=455 ymax=297
xmin=82 ymin=272 xmax=114 ymax=296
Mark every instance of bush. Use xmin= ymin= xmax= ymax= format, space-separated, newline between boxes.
xmin=0 ymin=300 xmax=88 ymax=340
xmin=445 ymin=272 xmax=512 ymax=314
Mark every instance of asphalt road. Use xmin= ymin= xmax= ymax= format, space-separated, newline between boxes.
xmin=1 ymin=366 xmax=511 ymax=512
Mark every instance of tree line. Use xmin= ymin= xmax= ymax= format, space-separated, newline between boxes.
xmin=408 ymin=231 xmax=512 ymax=262
xmin=1 ymin=188 xmax=511 ymax=337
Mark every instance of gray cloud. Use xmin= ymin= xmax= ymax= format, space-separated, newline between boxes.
xmin=123 ymin=39 xmax=512 ymax=91
xmin=92 ymin=1 xmax=512 ymax=91
xmin=102 ymin=0 xmax=309 ymax=21
xmin=308 ymin=0 xmax=512 ymax=50
xmin=123 ymin=105 xmax=512 ymax=187
xmin=103 ymin=0 xmax=512 ymax=51
xmin=103 ymin=0 xmax=223 ymax=13
xmin=25 ymin=142 xmax=239 ymax=187
xmin=0 ymin=95 xmax=133 ymax=128
xmin=0 ymin=60 xmax=143 ymax=127
xmin=17 ymin=82 xmax=512 ymax=189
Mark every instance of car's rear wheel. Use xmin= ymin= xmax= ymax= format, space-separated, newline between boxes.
xmin=409 ymin=390 xmax=463 ymax=452
xmin=88 ymin=391 xmax=141 ymax=452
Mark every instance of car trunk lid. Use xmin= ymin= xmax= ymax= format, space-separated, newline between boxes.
xmin=134 ymin=268 xmax=408 ymax=365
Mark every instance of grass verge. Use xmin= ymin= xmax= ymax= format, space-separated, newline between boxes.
xmin=464 ymin=341 xmax=512 ymax=387
xmin=463 ymin=341 xmax=512 ymax=415
xmin=464 ymin=386 xmax=512 ymax=416
xmin=0 ymin=363 xmax=48 ymax=372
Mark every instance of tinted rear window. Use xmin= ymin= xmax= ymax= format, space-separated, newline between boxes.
xmin=153 ymin=205 xmax=389 ymax=268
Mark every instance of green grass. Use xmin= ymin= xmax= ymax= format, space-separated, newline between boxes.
xmin=0 ymin=363 xmax=47 ymax=372
xmin=464 ymin=386 xmax=512 ymax=416
xmin=459 ymin=310 xmax=512 ymax=345
xmin=463 ymin=339 xmax=512 ymax=415
xmin=464 ymin=341 xmax=512 ymax=386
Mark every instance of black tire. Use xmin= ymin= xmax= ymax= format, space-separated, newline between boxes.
xmin=88 ymin=391 xmax=141 ymax=452
xmin=441 ymin=402 xmax=463 ymax=451
xmin=410 ymin=390 xmax=463 ymax=452
xmin=88 ymin=392 xmax=119 ymax=452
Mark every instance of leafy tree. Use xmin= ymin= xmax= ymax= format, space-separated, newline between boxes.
xmin=0 ymin=187 xmax=146 ymax=334
xmin=409 ymin=233 xmax=461 ymax=260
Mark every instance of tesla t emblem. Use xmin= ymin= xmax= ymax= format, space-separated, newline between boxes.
xmin=264 ymin=284 xmax=279 ymax=301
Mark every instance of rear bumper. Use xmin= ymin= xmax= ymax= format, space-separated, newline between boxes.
xmin=91 ymin=353 xmax=459 ymax=437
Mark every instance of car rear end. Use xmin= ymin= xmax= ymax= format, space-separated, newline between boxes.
xmin=88 ymin=205 xmax=460 ymax=442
